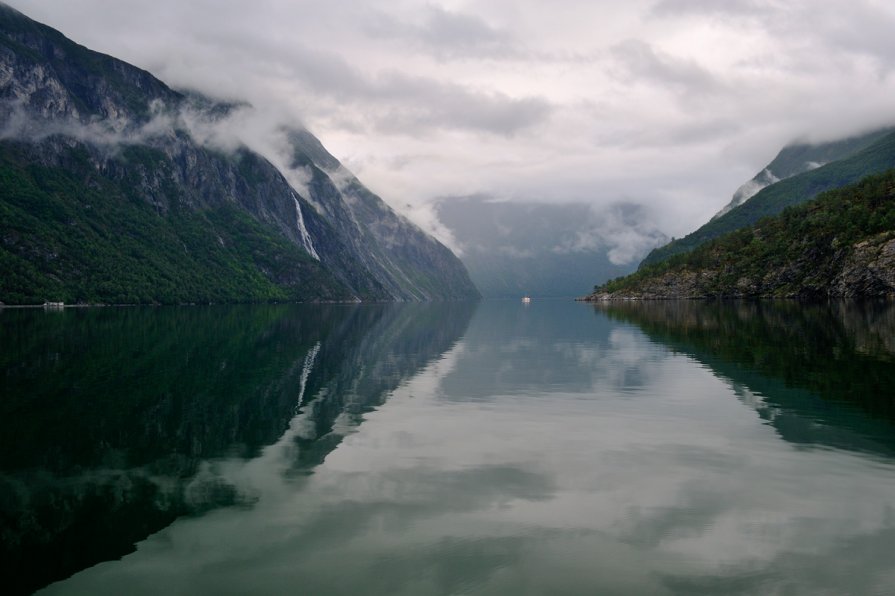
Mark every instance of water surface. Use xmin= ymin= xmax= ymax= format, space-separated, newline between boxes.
xmin=3 ymin=300 xmax=895 ymax=595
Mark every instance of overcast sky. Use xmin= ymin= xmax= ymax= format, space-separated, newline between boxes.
xmin=8 ymin=0 xmax=895 ymax=239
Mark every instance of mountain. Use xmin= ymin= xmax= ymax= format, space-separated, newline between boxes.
xmin=711 ymin=127 xmax=894 ymax=220
xmin=641 ymin=127 xmax=895 ymax=267
xmin=584 ymin=169 xmax=895 ymax=300
xmin=435 ymin=196 xmax=666 ymax=298
xmin=285 ymin=130 xmax=478 ymax=300
xmin=0 ymin=3 xmax=478 ymax=304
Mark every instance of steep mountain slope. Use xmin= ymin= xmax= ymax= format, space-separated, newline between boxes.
xmin=585 ymin=169 xmax=895 ymax=300
xmin=642 ymin=128 xmax=895 ymax=267
xmin=286 ymin=130 xmax=479 ymax=300
xmin=0 ymin=3 xmax=477 ymax=304
xmin=435 ymin=196 xmax=665 ymax=298
xmin=712 ymin=128 xmax=894 ymax=220
xmin=0 ymin=140 xmax=349 ymax=304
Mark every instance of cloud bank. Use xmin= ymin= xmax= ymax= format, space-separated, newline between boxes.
xmin=7 ymin=0 xmax=895 ymax=243
xmin=436 ymin=196 xmax=667 ymax=267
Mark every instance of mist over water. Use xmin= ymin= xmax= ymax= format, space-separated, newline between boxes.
xmin=3 ymin=300 xmax=895 ymax=595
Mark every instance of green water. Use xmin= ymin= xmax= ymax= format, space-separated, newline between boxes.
xmin=2 ymin=300 xmax=895 ymax=595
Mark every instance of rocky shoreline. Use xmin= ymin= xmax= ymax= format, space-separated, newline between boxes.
xmin=581 ymin=232 xmax=895 ymax=302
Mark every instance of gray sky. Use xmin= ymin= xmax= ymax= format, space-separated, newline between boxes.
xmin=9 ymin=0 xmax=895 ymax=241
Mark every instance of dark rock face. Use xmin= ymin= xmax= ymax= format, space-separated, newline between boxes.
xmin=0 ymin=4 xmax=478 ymax=303
xmin=833 ymin=235 xmax=895 ymax=298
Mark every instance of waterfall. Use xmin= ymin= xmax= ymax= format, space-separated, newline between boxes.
xmin=292 ymin=193 xmax=320 ymax=261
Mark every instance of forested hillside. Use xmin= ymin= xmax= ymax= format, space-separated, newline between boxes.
xmin=642 ymin=130 xmax=895 ymax=267
xmin=586 ymin=170 xmax=895 ymax=300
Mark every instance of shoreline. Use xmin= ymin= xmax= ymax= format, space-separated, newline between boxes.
xmin=0 ymin=297 xmax=480 ymax=309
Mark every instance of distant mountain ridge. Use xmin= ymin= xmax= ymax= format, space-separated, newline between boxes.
xmin=641 ymin=127 xmax=895 ymax=267
xmin=435 ymin=196 xmax=665 ymax=298
xmin=0 ymin=3 xmax=478 ymax=304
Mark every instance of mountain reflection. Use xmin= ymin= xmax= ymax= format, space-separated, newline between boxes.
xmin=0 ymin=302 xmax=474 ymax=596
xmin=596 ymin=300 xmax=895 ymax=456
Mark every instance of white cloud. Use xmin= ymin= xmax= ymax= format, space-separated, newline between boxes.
xmin=0 ymin=97 xmax=179 ymax=148
xmin=6 ymin=0 xmax=895 ymax=240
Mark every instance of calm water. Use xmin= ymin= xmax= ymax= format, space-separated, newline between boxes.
xmin=3 ymin=300 xmax=895 ymax=595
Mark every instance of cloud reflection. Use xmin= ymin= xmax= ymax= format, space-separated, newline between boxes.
xmin=32 ymin=301 xmax=895 ymax=596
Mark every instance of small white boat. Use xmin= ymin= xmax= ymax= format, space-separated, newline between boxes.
xmin=522 ymin=295 xmax=531 ymax=304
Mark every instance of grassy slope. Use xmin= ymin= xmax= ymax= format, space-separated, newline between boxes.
xmin=642 ymin=131 xmax=895 ymax=266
